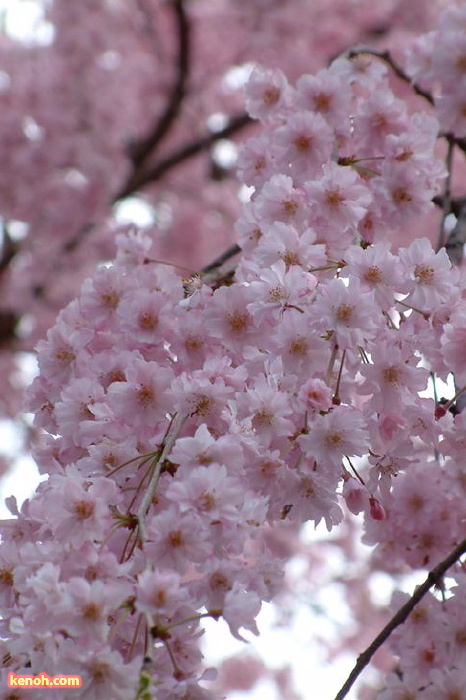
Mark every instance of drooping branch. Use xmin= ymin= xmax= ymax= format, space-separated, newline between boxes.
xmin=137 ymin=413 xmax=188 ymax=542
xmin=344 ymin=46 xmax=466 ymax=156
xmin=344 ymin=45 xmax=434 ymax=105
xmin=115 ymin=112 xmax=254 ymax=200
xmin=334 ymin=536 xmax=466 ymax=700
xmin=128 ymin=0 xmax=191 ymax=171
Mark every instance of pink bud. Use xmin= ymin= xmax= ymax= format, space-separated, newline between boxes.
xmin=343 ymin=475 xmax=366 ymax=515
xmin=369 ymin=496 xmax=387 ymax=521
xmin=435 ymin=405 xmax=447 ymax=420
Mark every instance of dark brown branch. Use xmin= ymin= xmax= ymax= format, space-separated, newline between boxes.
xmin=63 ymin=223 xmax=95 ymax=253
xmin=0 ymin=226 xmax=18 ymax=276
xmin=446 ymin=199 xmax=466 ymax=266
xmin=432 ymin=195 xmax=466 ymax=216
xmin=334 ymin=536 xmax=466 ymax=700
xmin=445 ymin=131 xmax=466 ymax=155
xmin=128 ymin=0 xmax=191 ymax=170
xmin=114 ymin=112 xmax=254 ymax=200
xmin=0 ymin=227 xmax=20 ymax=345
xmin=201 ymin=243 xmax=241 ymax=274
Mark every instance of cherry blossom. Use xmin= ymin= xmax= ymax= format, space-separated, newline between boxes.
xmin=3 ymin=3 xmax=466 ymax=698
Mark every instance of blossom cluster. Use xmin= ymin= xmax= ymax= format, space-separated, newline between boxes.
xmin=378 ymin=574 xmax=466 ymax=700
xmin=2 ymin=0 xmax=445 ymax=375
xmin=405 ymin=3 xmax=466 ymax=138
xmin=2 ymin=6 xmax=466 ymax=698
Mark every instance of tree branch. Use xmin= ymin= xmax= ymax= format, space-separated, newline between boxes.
xmin=128 ymin=0 xmax=191 ymax=170
xmin=0 ymin=226 xmax=18 ymax=276
xmin=445 ymin=198 xmax=466 ymax=268
xmin=344 ymin=45 xmax=434 ymax=105
xmin=114 ymin=112 xmax=254 ymax=200
xmin=201 ymin=243 xmax=241 ymax=275
xmin=191 ymin=244 xmax=242 ymax=292
xmin=137 ymin=413 xmax=188 ymax=542
xmin=334 ymin=536 xmax=466 ymax=700
xmin=0 ymin=226 xmax=20 ymax=344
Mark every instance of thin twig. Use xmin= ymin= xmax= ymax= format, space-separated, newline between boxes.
xmin=137 ymin=413 xmax=188 ymax=541
xmin=344 ymin=45 xmax=434 ymax=105
xmin=334 ymin=536 xmax=466 ymax=700
xmin=201 ymin=243 xmax=241 ymax=274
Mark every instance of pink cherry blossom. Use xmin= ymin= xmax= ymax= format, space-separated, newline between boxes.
xmin=304 ymin=161 xmax=371 ymax=231
xmin=253 ymin=174 xmax=309 ymax=228
xmin=144 ymin=506 xmax=212 ymax=574
xmin=3 ymin=6 xmax=466 ymax=697
xmin=399 ymin=237 xmax=454 ymax=311
xmin=343 ymin=241 xmax=408 ymax=311
xmin=358 ymin=341 xmax=429 ymax=412
xmin=222 ymin=582 xmax=261 ymax=641
xmin=299 ymin=405 xmax=369 ymax=471
xmin=135 ymin=568 xmax=183 ymax=617
xmin=273 ymin=111 xmax=334 ymax=181
xmin=295 ymin=68 xmax=352 ymax=133
xmin=244 ymin=66 xmax=290 ymax=123
xmin=308 ymin=277 xmax=380 ymax=349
